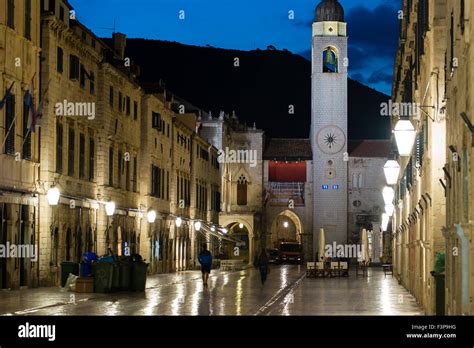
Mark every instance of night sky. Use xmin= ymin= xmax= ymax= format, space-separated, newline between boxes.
xmin=70 ymin=0 xmax=400 ymax=95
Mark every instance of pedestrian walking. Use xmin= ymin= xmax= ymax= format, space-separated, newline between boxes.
xmin=255 ymin=248 xmax=270 ymax=286
xmin=198 ymin=245 xmax=213 ymax=287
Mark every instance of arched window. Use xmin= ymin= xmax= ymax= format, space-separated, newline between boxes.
xmin=117 ymin=226 xmax=122 ymax=256
xmin=237 ymin=175 xmax=248 ymax=206
xmin=323 ymin=47 xmax=338 ymax=73
xmin=75 ymin=226 xmax=82 ymax=263
xmin=66 ymin=228 xmax=72 ymax=261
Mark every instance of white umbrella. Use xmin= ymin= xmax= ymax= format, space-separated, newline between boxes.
xmin=318 ymin=228 xmax=325 ymax=261
xmin=361 ymin=228 xmax=370 ymax=264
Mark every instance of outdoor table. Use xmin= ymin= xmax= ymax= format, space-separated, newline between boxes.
xmin=356 ymin=263 xmax=369 ymax=278
xmin=382 ymin=264 xmax=393 ymax=277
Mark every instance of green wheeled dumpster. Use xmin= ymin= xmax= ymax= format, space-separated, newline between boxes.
xmin=91 ymin=262 xmax=114 ymax=293
xmin=119 ymin=261 xmax=132 ymax=291
xmin=61 ymin=261 xmax=79 ymax=287
xmin=433 ymin=273 xmax=445 ymax=315
xmin=111 ymin=262 xmax=120 ymax=292
xmin=431 ymin=252 xmax=446 ymax=316
xmin=131 ymin=262 xmax=148 ymax=291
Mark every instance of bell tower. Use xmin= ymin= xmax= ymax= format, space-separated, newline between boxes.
xmin=311 ymin=0 xmax=348 ymax=254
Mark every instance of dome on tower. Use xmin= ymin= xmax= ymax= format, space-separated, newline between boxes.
xmin=315 ymin=0 xmax=344 ymax=22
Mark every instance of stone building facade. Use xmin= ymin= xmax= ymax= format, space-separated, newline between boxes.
xmin=442 ymin=0 xmax=474 ymax=315
xmin=389 ymin=0 xmax=474 ymax=315
xmin=347 ymin=140 xmax=391 ymax=264
xmin=0 ymin=0 xmax=229 ymax=287
xmin=0 ymin=0 xmax=41 ymax=289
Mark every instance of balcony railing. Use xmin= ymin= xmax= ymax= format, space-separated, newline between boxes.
xmin=264 ymin=182 xmax=305 ymax=206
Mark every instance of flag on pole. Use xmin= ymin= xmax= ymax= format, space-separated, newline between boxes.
xmin=24 ymin=73 xmax=36 ymax=133
xmin=0 ymin=82 xmax=15 ymax=110
xmin=35 ymin=79 xmax=51 ymax=129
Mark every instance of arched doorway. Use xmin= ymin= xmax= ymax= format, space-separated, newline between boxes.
xmin=270 ymin=210 xmax=304 ymax=250
xmin=223 ymin=222 xmax=250 ymax=263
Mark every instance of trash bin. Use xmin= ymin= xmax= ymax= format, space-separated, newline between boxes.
xmin=433 ymin=273 xmax=445 ymax=315
xmin=119 ymin=261 xmax=132 ymax=291
xmin=80 ymin=252 xmax=97 ymax=278
xmin=431 ymin=252 xmax=446 ymax=316
xmin=61 ymin=261 xmax=79 ymax=287
xmin=91 ymin=262 xmax=114 ymax=293
xmin=111 ymin=262 xmax=120 ymax=292
xmin=131 ymin=262 xmax=148 ymax=291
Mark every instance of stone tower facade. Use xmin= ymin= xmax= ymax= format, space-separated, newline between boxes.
xmin=311 ymin=0 xmax=348 ymax=254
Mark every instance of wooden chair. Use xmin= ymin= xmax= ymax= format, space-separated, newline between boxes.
xmin=315 ymin=262 xmax=326 ymax=278
xmin=306 ymin=262 xmax=316 ymax=278
xmin=339 ymin=261 xmax=349 ymax=277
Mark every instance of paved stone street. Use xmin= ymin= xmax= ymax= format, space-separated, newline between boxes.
xmin=0 ymin=266 xmax=423 ymax=316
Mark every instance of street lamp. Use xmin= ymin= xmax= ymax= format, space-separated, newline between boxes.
xmin=47 ymin=187 xmax=60 ymax=206
xmin=283 ymin=221 xmax=289 ymax=228
xmin=393 ymin=120 xmax=416 ymax=156
xmin=147 ymin=210 xmax=157 ymax=224
xmin=382 ymin=186 xmax=395 ymax=205
xmin=383 ymin=160 xmax=401 ymax=185
xmin=239 ymin=223 xmax=244 ymax=229
xmin=175 ymin=217 xmax=182 ymax=227
xmin=194 ymin=221 xmax=201 ymax=231
xmin=381 ymin=213 xmax=390 ymax=232
xmin=385 ymin=204 xmax=394 ymax=217
xmin=105 ymin=201 xmax=115 ymax=216
xmin=47 ymin=187 xmax=60 ymax=266
xmin=104 ymin=201 xmax=115 ymax=254
xmin=222 ymin=228 xmax=228 ymax=234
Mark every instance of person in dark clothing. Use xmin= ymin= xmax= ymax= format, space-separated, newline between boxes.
xmin=256 ymin=248 xmax=270 ymax=286
xmin=198 ymin=245 xmax=213 ymax=287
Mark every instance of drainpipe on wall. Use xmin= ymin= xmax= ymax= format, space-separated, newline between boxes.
xmin=454 ymin=224 xmax=469 ymax=315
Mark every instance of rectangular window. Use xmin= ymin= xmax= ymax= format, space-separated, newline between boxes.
xmin=109 ymin=86 xmax=114 ymax=108
xmin=5 ymin=94 xmax=15 ymax=155
xmin=7 ymin=0 xmax=14 ymax=29
xmin=57 ymin=47 xmax=64 ymax=73
xmin=166 ymin=171 xmax=169 ymax=200
xmin=56 ymin=123 xmax=63 ymax=173
xmin=133 ymin=101 xmax=138 ymax=120
xmin=59 ymin=6 xmax=64 ymax=21
xmin=160 ymin=168 xmax=165 ymax=198
xmin=450 ymin=12 xmax=454 ymax=70
xmin=68 ymin=128 xmax=75 ymax=176
xmin=22 ymin=99 xmax=31 ymax=160
xmin=108 ymin=147 xmax=114 ymax=186
xmin=69 ymin=55 xmax=79 ymax=80
xmin=80 ymin=64 xmax=86 ymax=88
xmin=89 ymin=72 xmax=95 ymax=95
xmin=117 ymin=150 xmax=122 ymax=188
xmin=151 ymin=165 xmax=161 ymax=197
xmin=48 ymin=0 xmax=56 ymax=13
xmin=463 ymin=148 xmax=469 ymax=222
xmin=24 ymin=0 xmax=31 ymax=40
xmin=79 ymin=133 xmax=85 ymax=178
xmin=118 ymin=92 xmax=123 ymax=112
xmin=89 ymin=139 xmax=95 ymax=181
xmin=152 ymin=112 xmax=162 ymax=129
xmin=125 ymin=159 xmax=130 ymax=191
xmin=132 ymin=157 xmax=137 ymax=192
xmin=126 ymin=96 xmax=130 ymax=115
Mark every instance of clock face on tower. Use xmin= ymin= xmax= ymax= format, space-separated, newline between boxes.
xmin=316 ymin=125 xmax=346 ymax=154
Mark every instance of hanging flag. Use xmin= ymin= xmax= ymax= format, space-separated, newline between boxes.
xmin=0 ymin=82 xmax=15 ymax=110
xmin=24 ymin=73 xmax=36 ymax=133
xmin=34 ymin=79 xmax=51 ymax=129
